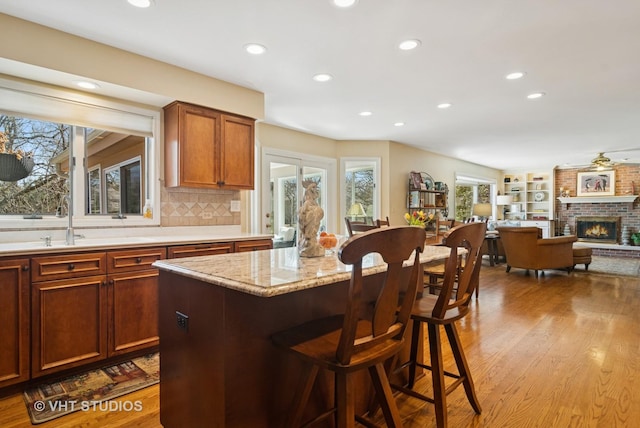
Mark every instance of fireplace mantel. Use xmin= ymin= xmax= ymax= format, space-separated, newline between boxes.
xmin=557 ymin=195 xmax=638 ymax=204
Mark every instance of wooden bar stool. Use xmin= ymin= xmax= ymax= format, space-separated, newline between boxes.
xmin=390 ymin=222 xmax=486 ymax=428
xmin=272 ymin=226 xmax=426 ymax=428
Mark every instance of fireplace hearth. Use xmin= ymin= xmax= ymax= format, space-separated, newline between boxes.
xmin=576 ymin=216 xmax=620 ymax=244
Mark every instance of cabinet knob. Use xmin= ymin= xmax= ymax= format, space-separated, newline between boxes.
xmin=136 ymin=257 xmax=142 ymax=264
xmin=22 ymin=265 xmax=29 ymax=271
xmin=68 ymin=263 xmax=75 ymax=270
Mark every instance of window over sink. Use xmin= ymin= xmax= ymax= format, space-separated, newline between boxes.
xmin=0 ymin=77 xmax=161 ymax=228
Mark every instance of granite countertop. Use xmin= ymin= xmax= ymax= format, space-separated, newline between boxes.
xmin=153 ymin=245 xmax=452 ymax=297
xmin=0 ymin=226 xmax=271 ymax=256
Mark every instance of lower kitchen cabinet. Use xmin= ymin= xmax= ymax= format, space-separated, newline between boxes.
xmin=31 ymin=274 xmax=108 ymax=378
xmin=107 ymin=247 xmax=165 ymax=356
xmin=0 ymin=257 xmax=30 ymax=388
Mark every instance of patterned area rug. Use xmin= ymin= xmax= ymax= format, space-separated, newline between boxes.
xmin=580 ymin=255 xmax=640 ymax=277
xmin=23 ymin=353 xmax=159 ymax=424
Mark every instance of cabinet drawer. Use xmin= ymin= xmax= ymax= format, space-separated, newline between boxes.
xmin=168 ymin=242 xmax=234 ymax=258
xmin=31 ymin=252 xmax=106 ymax=282
xmin=107 ymin=247 xmax=166 ymax=273
xmin=234 ymin=239 xmax=273 ymax=252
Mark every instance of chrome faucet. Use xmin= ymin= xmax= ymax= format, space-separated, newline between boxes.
xmin=62 ymin=195 xmax=76 ymax=245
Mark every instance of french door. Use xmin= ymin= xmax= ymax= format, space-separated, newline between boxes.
xmin=261 ymin=151 xmax=334 ymax=243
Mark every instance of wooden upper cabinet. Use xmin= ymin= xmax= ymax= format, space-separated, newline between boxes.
xmin=164 ymin=101 xmax=255 ymax=190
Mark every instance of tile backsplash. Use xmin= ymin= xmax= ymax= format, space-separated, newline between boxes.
xmin=160 ymin=186 xmax=241 ymax=227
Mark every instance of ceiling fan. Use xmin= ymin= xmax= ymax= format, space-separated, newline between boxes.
xmin=590 ymin=152 xmax=614 ymax=170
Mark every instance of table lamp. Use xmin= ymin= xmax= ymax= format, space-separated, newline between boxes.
xmin=347 ymin=203 xmax=366 ymax=220
xmin=496 ymin=195 xmax=513 ymax=220
xmin=472 ymin=203 xmax=492 ymax=221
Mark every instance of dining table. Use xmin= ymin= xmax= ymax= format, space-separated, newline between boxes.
xmin=154 ymin=244 xmax=452 ymax=427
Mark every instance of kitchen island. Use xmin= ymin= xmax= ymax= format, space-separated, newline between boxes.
xmin=154 ymin=245 xmax=451 ymax=427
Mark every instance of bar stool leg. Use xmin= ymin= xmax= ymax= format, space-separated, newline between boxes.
xmin=445 ymin=325 xmax=482 ymax=413
xmin=428 ymin=323 xmax=447 ymax=428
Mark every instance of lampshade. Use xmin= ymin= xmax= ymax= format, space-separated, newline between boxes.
xmin=496 ymin=195 xmax=513 ymax=206
xmin=472 ymin=203 xmax=492 ymax=217
xmin=347 ymin=203 xmax=366 ymax=217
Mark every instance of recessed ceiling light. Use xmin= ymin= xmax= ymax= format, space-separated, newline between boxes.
xmin=74 ymin=81 xmax=100 ymax=90
xmin=333 ymin=0 xmax=358 ymax=8
xmin=398 ymin=39 xmax=421 ymax=51
xmin=527 ymin=92 xmax=545 ymax=99
xmin=394 ymin=122 xmax=405 ymax=127
xmin=127 ymin=0 xmax=153 ymax=8
xmin=359 ymin=111 xmax=372 ymax=117
xmin=244 ymin=43 xmax=267 ymax=55
xmin=312 ymin=73 xmax=333 ymax=82
xmin=437 ymin=103 xmax=452 ymax=109
xmin=506 ymin=71 xmax=526 ymax=80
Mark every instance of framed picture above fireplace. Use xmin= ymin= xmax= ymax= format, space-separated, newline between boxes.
xmin=577 ymin=171 xmax=615 ymax=196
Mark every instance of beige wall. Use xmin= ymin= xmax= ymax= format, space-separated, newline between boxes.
xmin=258 ymin=123 xmax=503 ymax=228
xmin=389 ymin=142 xmax=502 ymax=224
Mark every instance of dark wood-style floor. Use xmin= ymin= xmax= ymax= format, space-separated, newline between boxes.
xmin=1 ymin=260 xmax=639 ymax=427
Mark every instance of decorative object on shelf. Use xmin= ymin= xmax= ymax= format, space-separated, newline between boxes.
xmin=298 ymin=181 xmax=325 ymax=257
xmin=534 ymin=192 xmax=544 ymax=202
xmin=559 ymin=187 xmax=570 ymax=198
xmin=621 ymin=226 xmax=630 ymax=246
xmin=409 ymin=171 xmax=422 ymax=189
xmin=472 ymin=203 xmax=492 ymax=221
xmin=563 ymin=224 xmax=571 ymax=236
xmin=532 ymin=176 xmax=544 ymax=181
xmin=0 ymin=131 xmax=34 ymax=182
xmin=577 ymin=171 xmax=615 ymax=197
xmin=419 ymin=172 xmax=435 ymax=190
xmin=404 ymin=210 xmax=434 ymax=227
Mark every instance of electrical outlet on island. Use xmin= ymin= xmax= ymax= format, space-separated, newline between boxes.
xmin=230 ymin=200 xmax=241 ymax=212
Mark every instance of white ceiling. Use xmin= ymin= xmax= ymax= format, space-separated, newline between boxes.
xmin=1 ymin=0 xmax=639 ymax=171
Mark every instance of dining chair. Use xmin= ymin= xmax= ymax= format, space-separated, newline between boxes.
xmin=345 ymin=217 xmax=378 ymax=236
xmin=271 ymin=226 xmax=426 ymax=428
xmin=390 ymin=221 xmax=486 ymax=428
xmin=375 ymin=216 xmax=390 ymax=227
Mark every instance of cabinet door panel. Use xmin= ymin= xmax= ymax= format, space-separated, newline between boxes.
xmin=108 ymin=270 xmax=159 ymax=356
xmin=32 ymin=275 xmax=107 ymax=377
xmin=221 ymin=114 xmax=255 ymax=189
xmin=0 ymin=258 xmax=30 ymax=387
xmin=181 ymin=107 xmax=219 ymax=186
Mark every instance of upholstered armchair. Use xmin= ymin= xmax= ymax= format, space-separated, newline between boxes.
xmin=496 ymin=227 xmax=577 ymax=277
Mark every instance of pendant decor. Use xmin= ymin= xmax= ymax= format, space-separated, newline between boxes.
xmin=0 ymin=132 xmax=35 ymax=182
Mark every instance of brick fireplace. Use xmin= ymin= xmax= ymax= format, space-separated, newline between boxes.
xmin=555 ymin=164 xmax=640 ymax=258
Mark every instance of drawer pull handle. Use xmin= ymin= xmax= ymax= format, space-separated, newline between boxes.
xmin=68 ymin=263 xmax=75 ymax=270
xmin=136 ymin=257 xmax=142 ymax=264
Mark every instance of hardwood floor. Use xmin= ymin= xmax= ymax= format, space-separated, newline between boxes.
xmin=1 ymin=260 xmax=639 ymax=427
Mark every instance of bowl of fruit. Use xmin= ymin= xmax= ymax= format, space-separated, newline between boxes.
xmin=319 ymin=232 xmax=339 ymax=254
